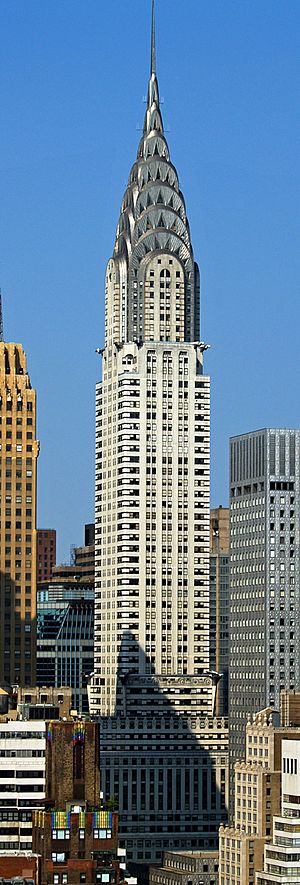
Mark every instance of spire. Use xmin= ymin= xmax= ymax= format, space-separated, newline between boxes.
xmin=143 ymin=0 xmax=163 ymax=137
xmin=0 ymin=291 xmax=3 ymax=343
xmin=151 ymin=0 xmax=156 ymax=76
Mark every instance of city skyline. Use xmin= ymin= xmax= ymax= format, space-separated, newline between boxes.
xmin=1 ymin=0 xmax=299 ymax=560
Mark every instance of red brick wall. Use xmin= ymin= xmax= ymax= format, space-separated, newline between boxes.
xmin=0 ymin=855 xmax=40 ymax=883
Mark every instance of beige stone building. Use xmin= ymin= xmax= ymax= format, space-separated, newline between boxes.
xmin=149 ymin=849 xmax=219 ymax=885
xmin=219 ymin=693 xmax=300 ymax=885
xmin=0 ymin=342 xmax=39 ymax=686
xmin=256 ymin=737 xmax=300 ymax=883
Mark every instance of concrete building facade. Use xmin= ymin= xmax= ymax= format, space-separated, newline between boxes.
xmin=0 ymin=688 xmax=72 ymax=852
xmin=0 ymin=342 xmax=39 ymax=686
xmin=0 ymin=719 xmax=45 ymax=851
xmin=229 ymin=429 xmax=300 ymax=772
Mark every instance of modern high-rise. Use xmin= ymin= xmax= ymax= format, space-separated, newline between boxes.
xmin=91 ymin=0 xmax=210 ymax=718
xmin=0 ymin=339 xmax=39 ymax=687
xmin=36 ymin=579 xmax=94 ymax=713
xmin=209 ymin=507 xmax=229 ymax=716
xmin=229 ymin=429 xmax=300 ymax=775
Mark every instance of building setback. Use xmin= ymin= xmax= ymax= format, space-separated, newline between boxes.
xmin=0 ymin=341 xmax=39 ymax=686
xmin=229 ymin=429 xmax=300 ymax=775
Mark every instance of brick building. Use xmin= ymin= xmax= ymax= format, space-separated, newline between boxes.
xmin=32 ymin=720 xmax=128 ymax=885
xmin=37 ymin=530 xmax=56 ymax=583
xmin=0 ymin=851 xmax=40 ymax=883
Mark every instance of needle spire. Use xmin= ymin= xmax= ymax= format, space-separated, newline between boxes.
xmin=151 ymin=0 xmax=156 ymax=76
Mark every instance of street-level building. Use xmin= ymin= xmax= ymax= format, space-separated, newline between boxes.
xmin=0 ymin=687 xmax=72 ymax=852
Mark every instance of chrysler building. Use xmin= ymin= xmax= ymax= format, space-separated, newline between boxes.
xmin=90 ymin=1 xmax=210 ymax=717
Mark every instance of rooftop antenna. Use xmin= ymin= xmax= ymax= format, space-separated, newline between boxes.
xmin=0 ymin=291 xmax=4 ymax=342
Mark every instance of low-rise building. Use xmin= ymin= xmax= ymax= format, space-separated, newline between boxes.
xmin=0 ymin=719 xmax=45 ymax=851
xmin=150 ymin=850 xmax=219 ymax=885
xmin=0 ymin=850 xmax=40 ymax=884
xmin=32 ymin=720 xmax=134 ymax=885
xmin=0 ymin=687 xmax=72 ymax=852
xmin=219 ymin=692 xmax=300 ymax=885
xmin=256 ymin=738 xmax=300 ymax=883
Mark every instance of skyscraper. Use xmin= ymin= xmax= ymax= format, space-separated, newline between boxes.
xmin=89 ymin=6 xmax=229 ymax=868
xmin=0 ymin=328 xmax=39 ymax=687
xmin=91 ymin=0 xmax=210 ymax=719
xmin=229 ymin=429 xmax=300 ymax=775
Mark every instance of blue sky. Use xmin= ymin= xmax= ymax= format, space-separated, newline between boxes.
xmin=1 ymin=0 xmax=299 ymax=561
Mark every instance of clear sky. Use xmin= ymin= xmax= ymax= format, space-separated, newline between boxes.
xmin=1 ymin=0 xmax=299 ymax=562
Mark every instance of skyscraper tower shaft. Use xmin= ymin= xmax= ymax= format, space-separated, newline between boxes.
xmin=0 ymin=339 xmax=39 ymax=686
xmin=91 ymin=1 xmax=210 ymax=717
